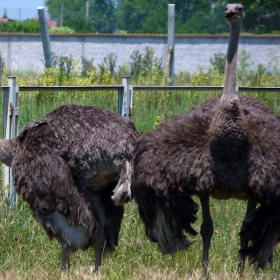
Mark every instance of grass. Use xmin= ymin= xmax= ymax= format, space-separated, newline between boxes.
xmin=18 ymin=89 xmax=118 ymax=129
xmin=17 ymin=89 xmax=280 ymax=133
xmin=133 ymin=90 xmax=221 ymax=132
xmin=0 ymin=198 xmax=279 ymax=279
xmin=1 ymin=68 xmax=280 ymax=278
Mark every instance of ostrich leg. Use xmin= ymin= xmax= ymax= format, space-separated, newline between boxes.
xmin=61 ymin=243 xmax=72 ymax=276
xmin=200 ymin=193 xmax=213 ymax=277
xmin=95 ymin=247 xmax=103 ymax=274
xmin=238 ymin=199 xmax=257 ymax=274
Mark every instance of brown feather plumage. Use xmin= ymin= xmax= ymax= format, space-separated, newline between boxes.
xmin=1 ymin=104 xmax=140 ymax=273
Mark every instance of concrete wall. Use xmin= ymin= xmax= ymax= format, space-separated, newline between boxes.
xmin=0 ymin=33 xmax=280 ymax=74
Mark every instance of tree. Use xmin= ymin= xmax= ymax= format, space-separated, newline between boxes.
xmin=241 ymin=0 xmax=280 ymax=33
xmin=45 ymin=0 xmax=280 ymax=34
xmin=45 ymin=0 xmax=116 ymax=33
xmin=115 ymin=0 xmax=154 ymax=33
xmin=90 ymin=0 xmax=116 ymax=33
xmin=116 ymin=0 xmax=227 ymax=34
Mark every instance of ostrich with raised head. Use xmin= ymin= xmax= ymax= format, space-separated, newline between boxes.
xmin=113 ymin=3 xmax=280 ymax=274
xmin=0 ymin=104 xmax=140 ymax=275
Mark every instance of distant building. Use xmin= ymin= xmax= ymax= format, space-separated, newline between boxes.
xmin=46 ymin=18 xmax=57 ymax=29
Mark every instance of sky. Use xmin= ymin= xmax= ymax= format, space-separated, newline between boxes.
xmin=0 ymin=0 xmax=48 ymax=20
xmin=0 ymin=0 xmax=45 ymax=10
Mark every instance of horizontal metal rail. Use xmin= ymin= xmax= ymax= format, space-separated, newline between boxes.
xmin=17 ymin=86 xmax=123 ymax=92
xmin=2 ymin=85 xmax=280 ymax=92
xmin=132 ymin=86 xmax=223 ymax=91
xmin=239 ymin=87 xmax=280 ymax=92
xmin=131 ymin=86 xmax=280 ymax=92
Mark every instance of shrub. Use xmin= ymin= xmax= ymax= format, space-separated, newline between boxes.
xmin=49 ymin=26 xmax=76 ymax=34
xmin=0 ymin=19 xmax=40 ymax=33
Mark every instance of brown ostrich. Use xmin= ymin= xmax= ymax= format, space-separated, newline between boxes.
xmin=0 ymin=104 xmax=140 ymax=275
xmin=113 ymin=3 xmax=280 ymax=275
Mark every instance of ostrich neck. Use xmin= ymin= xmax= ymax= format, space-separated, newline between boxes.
xmin=222 ymin=21 xmax=241 ymax=100
xmin=209 ymin=20 xmax=248 ymax=160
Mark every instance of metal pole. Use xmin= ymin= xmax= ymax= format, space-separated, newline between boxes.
xmin=3 ymin=77 xmax=18 ymax=206
xmin=167 ymin=4 xmax=175 ymax=86
xmin=118 ymin=87 xmax=124 ymax=116
xmin=86 ymin=1 xmax=90 ymax=22
xmin=38 ymin=6 xmax=53 ymax=68
xmin=236 ymin=86 xmax=239 ymax=95
xmin=60 ymin=4 xmax=64 ymax=27
xmin=122 ymin=76 xmax=131 ymax=118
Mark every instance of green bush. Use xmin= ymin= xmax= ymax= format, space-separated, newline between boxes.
xmin=49 ymin=26 xmax=76 ymax=34
xmin=0 ymin=19 xmax=40 ymax=33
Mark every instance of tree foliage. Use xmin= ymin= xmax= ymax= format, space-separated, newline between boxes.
xmin=45 ymin=0 xmax=116 ymax=33
xmin=241 ymin=0 xmax=280 ymax=34
xmin=1 ymin=0 xmax=279 ymax=34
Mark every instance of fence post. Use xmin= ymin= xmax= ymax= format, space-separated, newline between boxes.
xmin=167 ymin=4 xmax=175 ymax=86
xmin=38 ymin=6 xmax=53 ymax=68
xmin=3 ymin=77 xmax=18 ymax=206
xmin=118 ymin=87 xmax=123 ymax=116
xmin=236 ymin=86 xmax=239 ymax=95
xmin=120 ymin=76 xmax=132 ymax=119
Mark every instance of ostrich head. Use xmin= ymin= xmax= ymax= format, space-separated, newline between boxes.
xmin=225 ymin=3 xmax=245 ymax=24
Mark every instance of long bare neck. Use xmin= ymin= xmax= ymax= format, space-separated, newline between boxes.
xmin=222 ymin=21 xmax=241 ymax=103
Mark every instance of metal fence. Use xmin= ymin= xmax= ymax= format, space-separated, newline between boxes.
xmin=0 ymin=7 xmax=50 ymax=22
xmin=1 ymin=6 xmax=279 ymax=34
xmin=1 ymin=76 xmax=132 ymax=205
xmin=1 ymin=7 xmax=280 ymax=75
xmin=2 ymin=76 xmax=280 ymax=204
xmin=131 ymin=86 xmax=280 ymax=132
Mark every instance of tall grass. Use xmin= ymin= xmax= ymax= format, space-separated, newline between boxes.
xmin=18 ymin=90 xmax=118 ymax=129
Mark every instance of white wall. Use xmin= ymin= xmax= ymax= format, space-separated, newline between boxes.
xmin=1 ymin=34 xmax=280 ymax=74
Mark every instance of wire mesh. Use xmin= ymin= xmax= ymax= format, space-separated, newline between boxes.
xmin=14 ymin=86 xmax=280 ymax=133
xmin=132 ymin=87 xmax=280 ymax=133
xmin=18 ymin=88 xmax=119 ymax=129
xmin=0 ymin=7 xmax=280 ymax=75
xmin=0 ymin=88 xmax=5 ymax=138
xmin=0 ymin=7 xmax=49 ymax=22
xmin=239 ymin=88 xmax=280 ymax=116
xmin=132 ymin=88 xmax=220 ymax=132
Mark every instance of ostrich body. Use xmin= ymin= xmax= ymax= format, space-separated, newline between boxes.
xmin=113 ymin=3 xmax=280 ymax=273
xmin=0 ymin=104 xmax=140 ymax=274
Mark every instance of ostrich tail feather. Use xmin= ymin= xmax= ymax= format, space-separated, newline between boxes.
xmin=137 ymin=189 xmax=199 ymax=255
xmin=239 ymin=203 xmax=280 ymax=269
xmin=112 ymin=160 xmax=133 ymax=205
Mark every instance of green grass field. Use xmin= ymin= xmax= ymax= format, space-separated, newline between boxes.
xmin=0 ymin=197 xmax=279 ymax=279
xmin=1 ymin=85 xmax=280 ymax=279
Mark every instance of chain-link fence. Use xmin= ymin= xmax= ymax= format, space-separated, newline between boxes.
xmin=0 ymin=7 xmax=49 ymax=21
xmin=0 ymin=7 xmax=280 ymax=77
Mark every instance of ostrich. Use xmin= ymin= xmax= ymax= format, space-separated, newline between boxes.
xmin=0 ymin=104 xmax=140 ymax=275
xmin=113 ymin=3 xmax=280 ymax=274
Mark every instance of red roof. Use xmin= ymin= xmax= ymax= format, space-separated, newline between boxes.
xmin=46 ymin=18 xmax=57 ymax=29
